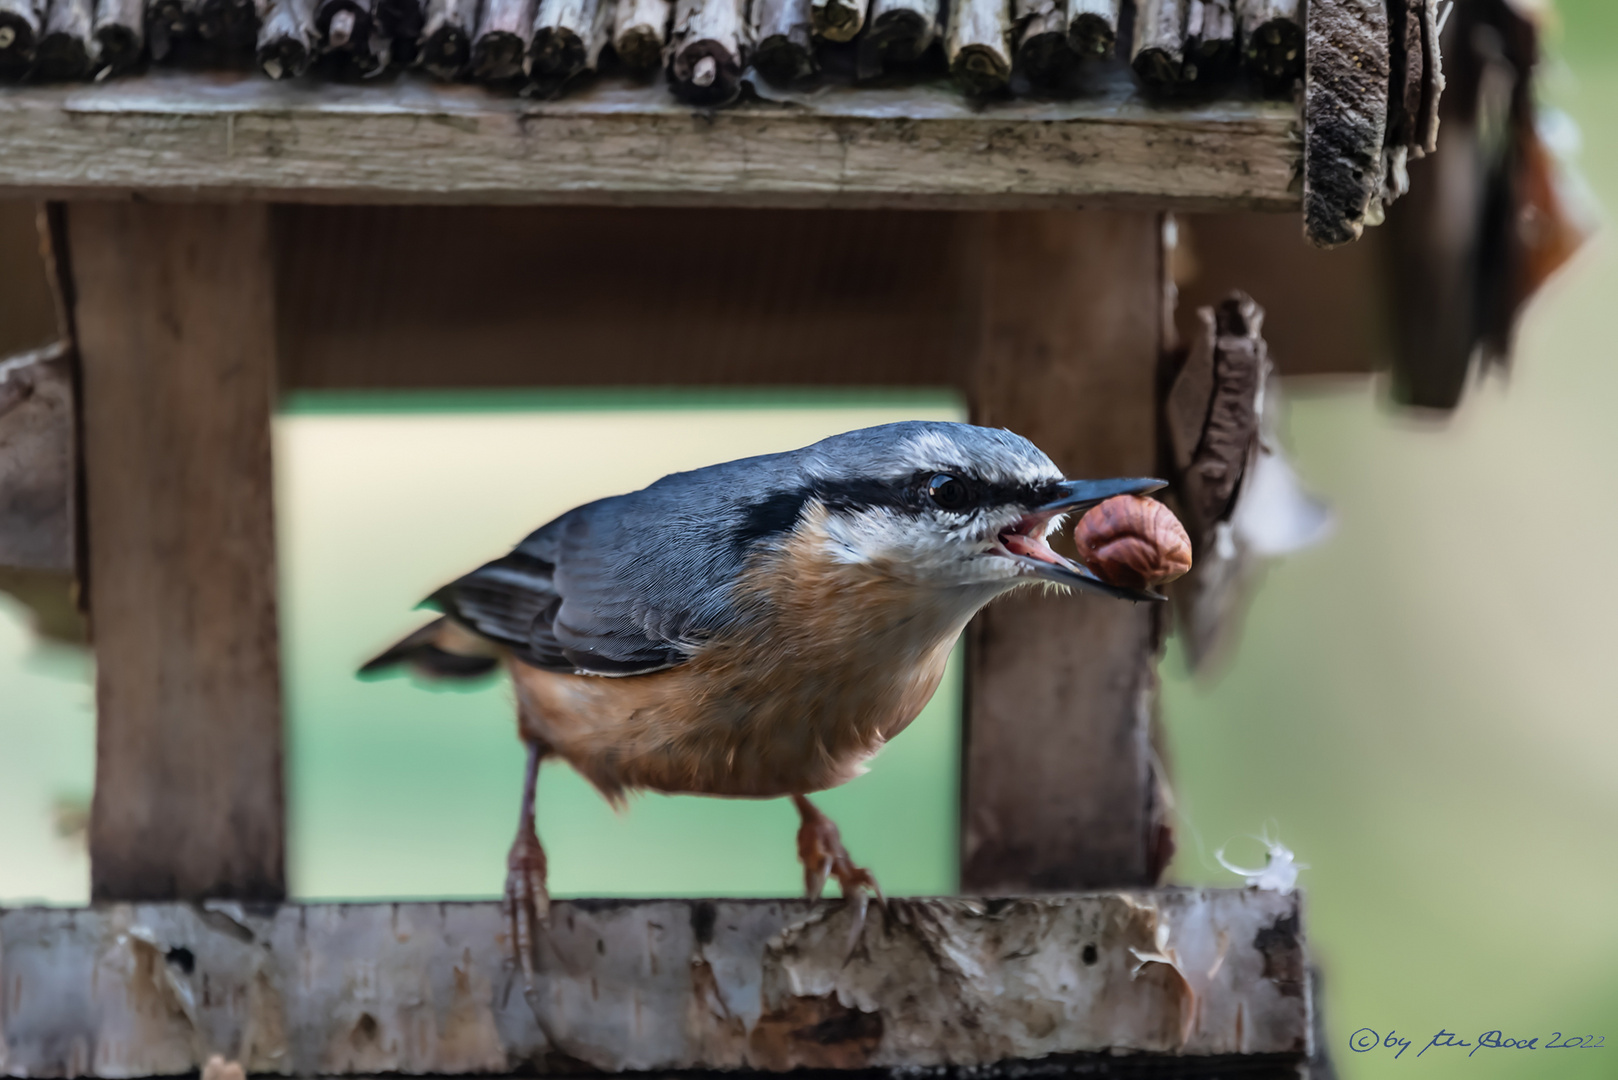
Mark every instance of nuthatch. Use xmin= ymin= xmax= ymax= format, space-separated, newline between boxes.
xmin=362 ymin=421 xmax=1163 ymax=970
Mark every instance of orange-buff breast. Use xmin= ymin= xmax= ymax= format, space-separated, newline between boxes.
xmin=509 ymin=509 xmax=972 ymax=803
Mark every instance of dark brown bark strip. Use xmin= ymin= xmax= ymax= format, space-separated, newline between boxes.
xmin=69 ymin=201 xmax=285 ymax=903
xmin=1303 ymin=0 xmax=1389 ymax=246
xmin=1415 ymin=0 xmax=1443 ymax=155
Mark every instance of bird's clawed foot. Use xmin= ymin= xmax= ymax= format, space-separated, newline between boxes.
xmin=793 ymin=794 xmax=885 ymax=957
xmin=504 ymin=827 xmax=550 ymax=985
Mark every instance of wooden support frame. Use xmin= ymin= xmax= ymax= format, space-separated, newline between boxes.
xmin=7 ymin=192 xmax=1314 ymax=1077
xmin=0 ymin=893 xmax=1309 ymax=1076
xmin=68 ymin=201 xmax=286 ymax=902
xmin=963 ymin=210 xmax=1171 ymax=891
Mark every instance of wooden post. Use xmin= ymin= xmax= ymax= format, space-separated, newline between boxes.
xmin=67 ymin=202 xmax=286 ymax=902
xmin=963 ymin=211 xmax=1168 ymax=892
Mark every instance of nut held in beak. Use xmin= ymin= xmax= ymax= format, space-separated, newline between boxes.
xmin=1073 ymin=495 xmax=1193 ymax=590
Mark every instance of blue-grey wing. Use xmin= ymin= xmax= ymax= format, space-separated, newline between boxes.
xmin=430 ymin=457 xmax=797 ymax=676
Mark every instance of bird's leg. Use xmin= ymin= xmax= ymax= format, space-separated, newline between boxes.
xmin=792 ymin=794 xmax=885 ymax=950
xmin=504 ymin=738 xmax=551 ymax=987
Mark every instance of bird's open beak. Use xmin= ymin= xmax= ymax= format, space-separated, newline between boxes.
xmin=996 ymin=477 xmax=1168 ymax=602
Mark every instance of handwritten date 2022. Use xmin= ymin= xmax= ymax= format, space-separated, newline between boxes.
xmin=1351 ymin=1028 xmax=1606 ymax=1059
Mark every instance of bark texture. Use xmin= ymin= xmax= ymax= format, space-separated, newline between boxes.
xmin=0 ymin=894 xmax=1309 ymax=1074
xmin=1303 ymin=0 xmax=1389 ymax=246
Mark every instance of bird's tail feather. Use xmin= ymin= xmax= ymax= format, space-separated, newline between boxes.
xmin=358 ymin=617 xmax=502 ymax=680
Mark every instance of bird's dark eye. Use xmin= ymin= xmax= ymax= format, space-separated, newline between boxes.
xmin=927 ymin=473 xmax=973 ymax=512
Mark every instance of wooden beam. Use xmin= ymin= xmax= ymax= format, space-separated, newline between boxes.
xmin=272 ymin=206 xmax=980 ymax=391
xmin=68 ymin=202 xmax=286 ymax=902
xmin=963 ymin=211 xmax=1170 ymax=892
xmin=0 ymin=893 xmax=1309 ymax=1076
xmin=0 ymin=70 xmax=1300 ymax=210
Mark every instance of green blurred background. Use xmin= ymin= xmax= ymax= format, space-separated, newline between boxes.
xmin=2 ymin=5 xmax=1616 ymax=1078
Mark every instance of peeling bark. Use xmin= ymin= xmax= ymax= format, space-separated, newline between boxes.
xmin=1303 ymin=0 xmax=1390 ymax=246
xmin=0 ymin=895 xmax=1309 ymax=1075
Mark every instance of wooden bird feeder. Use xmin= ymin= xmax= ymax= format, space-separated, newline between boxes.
xmin=0 ymin=0 xmax=1569 ymax=1076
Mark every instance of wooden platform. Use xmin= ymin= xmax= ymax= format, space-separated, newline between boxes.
xmin=0 ymin=69 xmax=1299 ymax=209
xmin=0 ymin=891 xmax=1309 ymax=1077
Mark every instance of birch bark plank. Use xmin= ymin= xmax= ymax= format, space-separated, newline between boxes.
xmin=0 ymin=893 xmax=1309 ymax=1074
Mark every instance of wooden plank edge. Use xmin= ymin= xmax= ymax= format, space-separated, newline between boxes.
xmin=0 ymin=71 xmax=1301 ymax=208
xmin=0 ymin=892 xmax=1310 ymax=1076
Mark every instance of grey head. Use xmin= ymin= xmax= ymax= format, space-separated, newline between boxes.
xmin=734 ymin=420 xmax=1166 ymax=599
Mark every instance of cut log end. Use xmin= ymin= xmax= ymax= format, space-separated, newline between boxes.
xmin=327 ymin=7 xmax=355 ymax=45
xmin=1068 ymin=12 xmax=1114 ymax=57
xmin=1017 ymin=29 xmax=1072 ymax=86
xmin=1243 ymin=17 xmax=1302 ymax=83
xmin=613 ymin=24 xmax=661 ymax=70
xmin=529 ymin=25 xmax=584 ymax=79
xmin=198 ymin=0 xmax=252 ymax=40
xmin=951 ymin=44 xmax=1010 ymax=95
xmin=0 ymin=17 xmax=34 ymax=62
xmin=810 ymin=0 xmax=862 ymax=41
xmin=753 ymin=34 xmax=814 ymax=84
xmin=471 ymin=29 xmax=525 ymax=79
xmin=866 ymin=8 xmax=930 ymax=63
xmin=35 ymin=34 xmax=90 ymax=79
xmin=94 ymin=23 xmax=142 ymax=68
xmin=257 ymin=35 xmax=309 ymax=77
xmin=671 ymin=40 xmax=739 ymax=102
xmin=1132 ymin=46 xmax=1179 ymax=88
xmin=421 ymin=25 xmax=468 ymax=74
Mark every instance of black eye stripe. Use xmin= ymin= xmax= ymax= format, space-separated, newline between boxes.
xmin=730 ymin=471 xmax=1063 ymax=550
